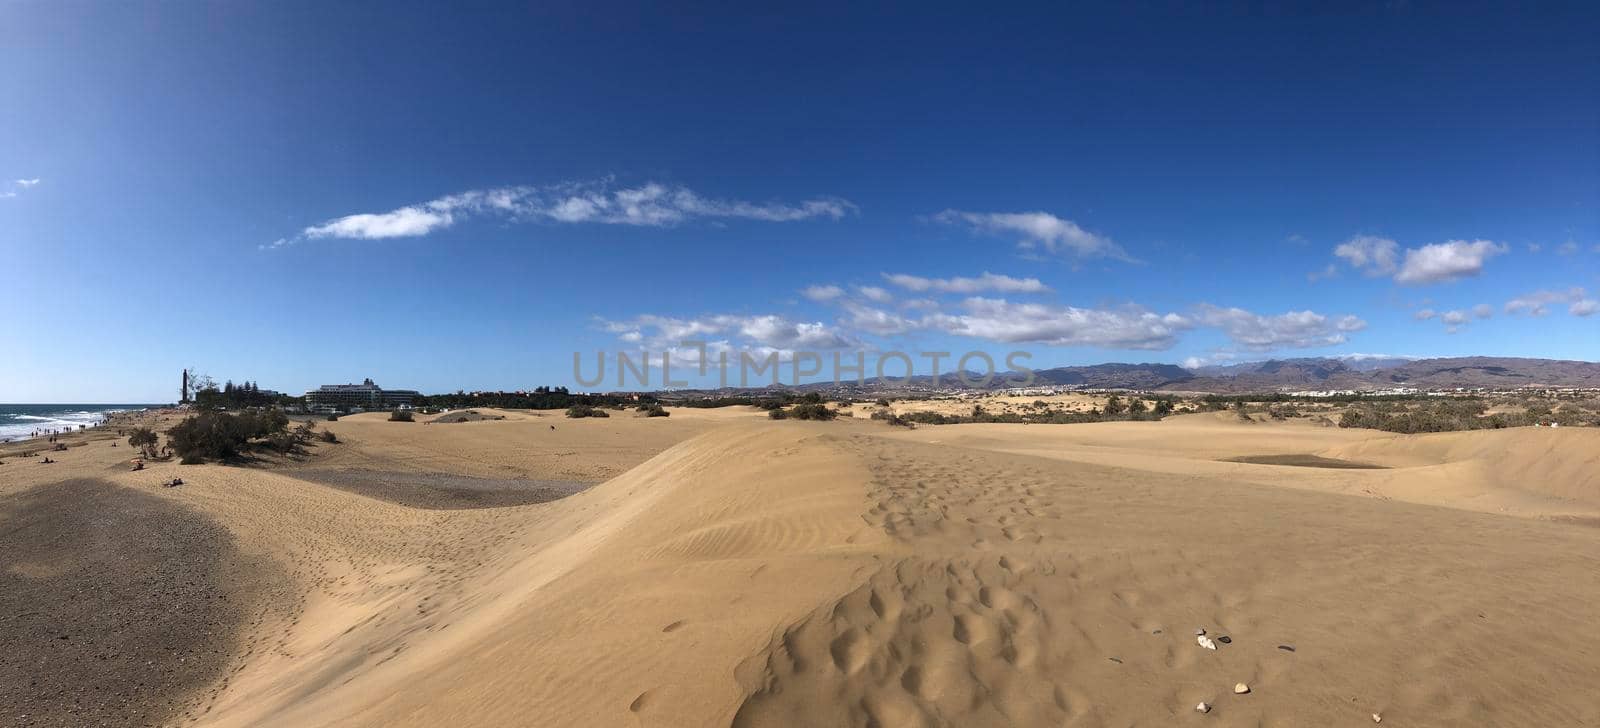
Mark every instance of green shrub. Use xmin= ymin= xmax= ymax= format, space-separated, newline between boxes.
xmin=870 ymin=410 xmax=916 ymax=428
xmin=389 ymin=409 xmax=414 ymax=422
xmin=320 ymin=430 xmax=338 ymax=443
xmin=326 ymin=413 xmax=340 ymax=422
xmin=566 ymin=405 xmax=609 ymax=418
xmin=767 ymin=408 xmax=788 ymax=420
xmin=128 ymin=427 xmax=159 ymax=458
xmin=167 ymin=411 xmax=258 ymax=463
xmin=641 ymin=404 xmax=670 ymax=417
xmin=785 ymin=403 xmax=837 ymax=421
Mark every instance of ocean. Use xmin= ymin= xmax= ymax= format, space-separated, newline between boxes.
xmin=0 ymin=404 xmax=159 ymax=443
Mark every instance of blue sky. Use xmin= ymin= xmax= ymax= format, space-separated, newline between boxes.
xmin=2 ymin=2 xmax=1597 ymax=401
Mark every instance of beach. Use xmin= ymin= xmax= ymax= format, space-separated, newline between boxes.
xmin=2 ymin=406 xmax=1598 ymax=726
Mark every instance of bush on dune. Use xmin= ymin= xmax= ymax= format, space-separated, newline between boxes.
xmin=778 ymin=403 xmax=837 ymax=421
xmin=389 ymin=409 xmax=414 ymax=422
xmin=128 ymin=427 xmax=160 ymax=458
xmin=168 ymin=409 xmax=291 ymax=463
xmin=566 ymin=404 xmax=610 ymax=418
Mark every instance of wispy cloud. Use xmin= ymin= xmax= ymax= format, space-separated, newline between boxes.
xmin=932 ymin=210 xmax=1135 ymax=262
xmin=1 ymin=178 xmax=40 ymax=199
xmin=610 ymin=281 xmax=1364 ymax=358
xmin=800 ymin=284 xmax=845 ymax=302
xmin=599 ymin=313 xmax=862 ymax=365
xmin=1193 ymin=305 xmax=1366 ymax=351
xmin=1306 ymin=263 xmax=1339 ymax=283
xmin=923 ymin=298 xmax=1189 ymax=349
xmin=882 ymin=271 xmax=1049 ymax=294
xmin=1505 ymin=287 xmax=1594 ymax=317
xmin=1334 ymin=235 xmax=1400 ymax=277
xmin=855 ymin=285 xmax=894 ymax=303
xmin=265 ymin=179 xmax=854 ymax=249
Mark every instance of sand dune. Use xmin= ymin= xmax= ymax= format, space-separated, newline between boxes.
xmin=4 ymin=412 xmax=1599 ymax=726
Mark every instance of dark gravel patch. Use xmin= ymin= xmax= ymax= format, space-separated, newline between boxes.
xmin=287 ymin=469 xmax=592 ymax=509
xmin=0 ymin=479 xmax=270 ymax=727
xmin=1222 ymin=454 xmax=1388 ymax=469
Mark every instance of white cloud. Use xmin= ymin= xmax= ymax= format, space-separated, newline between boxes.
xmin=1336 ymin=315 xmax=1367 ymax=332
xmin=1419 ymin=304 xmax=1492 ymax=331
xmin=1334 ymin=235 xmax=1399 ymax=276
xmin=305 ymin=205 xmax=454 ymax=239
xmin=839 ymin=303 xmax=920 ymax=336
xmin=1570 ymin=299 xmax=1598 ymax=317
xmin=1395 ymin=239 xmax=1507 ymax=284
xmin=925 ymin=298 xmax=1190 ymax=349
xmin=1333 ymin=236 xmax=1507 ymax=285
xmin=603 ymin=313 xmax=859 ymax=354
xmin=801 ymin=284 xmax=845 ymax=302
xmin=272 ymin=179 xmax=853 ymax=248
xmin=546 ymin=181 xmax=854 ymax=226
xmin=1193 ymin=305 xmax=1365 ymax=351
xmin=1505 ymin=287 xmax=1589 ymax=317
xmin=855 ymin=286 xmax=893 ymax=303
xmin=882 ymin=271 xmax=1049 ymax=294
xmin=1557 ymin=241 xmax=1579 ymax=256
xmin=933 ymin=210 xmax=1133 ymax=261
xmin=14 ymin=178 xmax=40 ymax=187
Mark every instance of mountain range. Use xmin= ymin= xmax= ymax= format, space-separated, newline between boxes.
xmin=674 ymin=356 xmax=1600 ymax=396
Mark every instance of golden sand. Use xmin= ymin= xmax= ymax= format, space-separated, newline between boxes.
xmin=3 ymin=407 xmax=1597 ymax=726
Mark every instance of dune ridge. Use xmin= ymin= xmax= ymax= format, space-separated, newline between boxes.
xmin=198 ymin=423 xmax=889 ymax=727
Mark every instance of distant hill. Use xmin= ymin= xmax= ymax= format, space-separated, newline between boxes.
xmin=661 ymin=356 xmax=1600 ymax=396
xmin=1358 ymin=357 xmax=1600 ymax=390
xmin=1031 ymin=362 xmax=1195 ymax=389
xmin=1160 ymin=356 xmax=1600 ymax=393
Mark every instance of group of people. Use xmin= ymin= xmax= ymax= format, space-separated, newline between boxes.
xmin=20 ymin=423 xmax=91 ymax=443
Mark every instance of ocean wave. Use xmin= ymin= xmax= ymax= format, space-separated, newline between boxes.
xmin=0 ymin=408 xmax=127 ymax=442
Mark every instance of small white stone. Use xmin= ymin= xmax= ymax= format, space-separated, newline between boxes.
xmin=1197 ymin=635 xmax=1217 ymax=650
xmin=1195 ymin=702 xmax=1211 ymax=713
xmin=1233 ymin=683 xmax=1250 ymax=694
xmin=1372 ymin=714 xmax=1382 ymax=724
xmin=1195 ymin=628 xmax=1207 ymax=636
